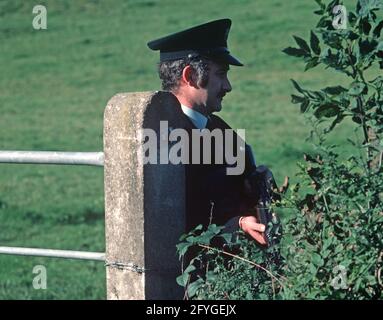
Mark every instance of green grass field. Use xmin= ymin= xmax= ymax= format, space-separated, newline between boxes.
xmin=0 ymin=0 xmax=359 ymax=299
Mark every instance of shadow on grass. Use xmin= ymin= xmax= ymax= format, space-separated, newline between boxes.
xmin=22 ymin=209 xmax=104 ymax=225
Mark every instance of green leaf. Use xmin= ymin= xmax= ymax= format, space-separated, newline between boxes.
xmin=370 ymin=75 xmax=383 ymax=89
xmin=300 ymin=99 xmax=310 ymax=113
xmin=309 ymin=263 xmax=318 ymax=275
xmin=352 ymin=115 xmax=363 ymax=124
xmin=349 ymin=81 xmax=367 ymax=96
xmin=176 ymin=264 xmax=196 ymax=287
xmin=323 ymin=237 xmax=334 ymax=250
xmin=187 ymin=278 xmax=204 ymax=298
xmin=197 ymin=232 xmax=216 ymax=245
xmin=207 ymin=224 xmax=224 ymax=235
xmin=325 ymin=113 xmax=346 ymax=133
xmin=311 ymin=90 xmax=326 ymax=100
xmin=373 ymin=20 xmax=383 ymax=37
xmin=176 ymin=274 xmax=187 ymax=287
xmin=258 ymin=293 xmax=269 ymax=300
xmin=314 ymin=0 xmax=325 ymax=14
xmin=312 ymin=253 xmax=324 ymax=267
xmin=357 ymin=0 xmax=383 ymax=18
xmin=282 ymin=47 xmax=309 ymax=57
xmin=294 ymin=35 xmax=311 ymax=53
xmin=346 ymin=30 xmax=359 ymax=41
xmin=220 ymin=233 xmax=232 ymax=244
xmin=359 ymin=38 xmax=378 ymax=57
xmin=310 ymin=31 xmax=321 ymax=55
xmin=360 ymin=17 xmax=372 ymax=35
xmin=348 ymin=12 xmax=358 ymax=27
xmin=305 ymin=57 xmax=320 ymax=71
xmin=179 ymin=233 xmax=189 ymax=241
xmin=291 ymin=79 xmax=306 ymax=94
xmin=314 ymin=103 xmax=340 ymax=118
xmin=205 ymin=271 xmax=217 ymax=282
xmin=184 ymin=264 xmax=196 ymax=274
xmin=291 ymin=94 xmax=306 ymax=104
xmin=322 ymin=32 xmax=343 ymax=50
xmin=322 ymin=249 xmax=330 ymax=259
xmin=315 ymin=0 xmax=326 ymax=10
xmin=322 ymin=85 xmax=347 ymax=95
xmin=176 ymin=242 xmax=192 ymax=258
xmin=186 ymin=235 xmax=197 ymax=243
xmin=317 ymin=16 xmax=332 ymax=28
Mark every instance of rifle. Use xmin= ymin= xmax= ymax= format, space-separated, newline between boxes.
xmin=244 ymin=145 xmax=284 ymax=248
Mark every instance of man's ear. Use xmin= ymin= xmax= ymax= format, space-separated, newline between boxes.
xmin=181 ymin=65 xmax=198 ymax=88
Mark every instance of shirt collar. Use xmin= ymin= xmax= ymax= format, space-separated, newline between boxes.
xmin=180 ymin=104 xmax=208 ymax=129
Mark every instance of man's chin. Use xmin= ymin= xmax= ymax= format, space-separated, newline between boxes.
xmin=206 ymin=101 xmax=222 ymax=114
xmin=213 ymin=102 xmax=222 ymax=112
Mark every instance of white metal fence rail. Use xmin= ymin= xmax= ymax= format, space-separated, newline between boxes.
xmin=0 ymin=246 xmax=105 ymax=261
xmin=0 ymin=151 xmax=104 ymax=166
xmin=0 ymin=150 xmax=105 ymax=261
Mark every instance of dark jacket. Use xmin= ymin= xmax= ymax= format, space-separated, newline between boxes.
xmin=179 ymin=108 xmax=251 ymax=234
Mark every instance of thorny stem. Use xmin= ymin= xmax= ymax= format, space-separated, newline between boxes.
xmin=321 ymin=194 xmax=330 ymax=245
xmin=271 ymin=276 xmax=276 ymax=298
xmin=346 ymin=41 xmax=372 ymax=170
xmin=356 ymin=95 xmax=372 ymax=170
xmin=198 ymin=243 xmax=285 ymax=288
xmin=347 ymin=42 xmax=358 ymax=79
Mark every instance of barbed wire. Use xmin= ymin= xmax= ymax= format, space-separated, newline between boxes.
xmin=105 ymin=261 xmax=146 ymax=274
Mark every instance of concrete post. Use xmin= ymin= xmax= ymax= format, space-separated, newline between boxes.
xmin=104 ymin=91 xmax=186 ymax=300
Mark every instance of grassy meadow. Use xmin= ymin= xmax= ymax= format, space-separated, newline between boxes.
xmin=0 ymin=0 xmax=359 ymax=299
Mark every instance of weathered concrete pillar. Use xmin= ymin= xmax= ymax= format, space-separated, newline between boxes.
xmin=104 ymin=91 xmax=186 ymax=300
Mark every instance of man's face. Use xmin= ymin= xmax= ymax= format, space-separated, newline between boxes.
xmin=194 ymin=60 xmax=232 ymax=115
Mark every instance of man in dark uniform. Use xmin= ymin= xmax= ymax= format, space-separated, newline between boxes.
xmin=147 ymin=19 xmax=267 ymax=246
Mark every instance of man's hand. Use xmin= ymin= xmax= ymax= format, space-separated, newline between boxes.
xmin=239 ymin=216 xmax=267 ymax=246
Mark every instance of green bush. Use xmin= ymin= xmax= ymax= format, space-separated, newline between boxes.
xmin=176 ymin=0 xmax=383 ymax=300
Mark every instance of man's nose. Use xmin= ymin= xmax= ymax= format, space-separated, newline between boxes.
xmin=223 ymin=78 xmax=232 ymax=93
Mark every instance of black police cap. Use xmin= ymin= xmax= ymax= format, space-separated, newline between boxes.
xmin=147 ymin=18 xmax=243 ymax=66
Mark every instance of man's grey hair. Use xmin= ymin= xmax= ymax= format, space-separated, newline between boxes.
xmin=158 ymin=57 xmax=210 ymax=92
